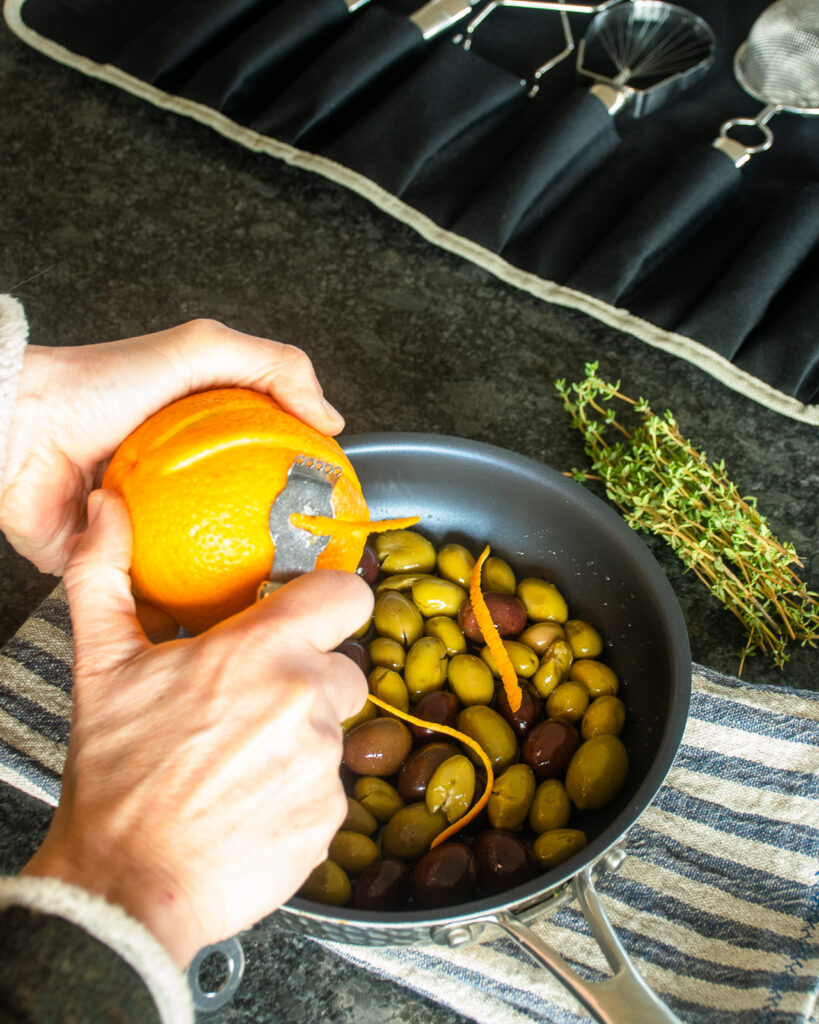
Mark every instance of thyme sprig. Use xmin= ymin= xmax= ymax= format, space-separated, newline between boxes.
xmin=555 ymin=363 xmax=819 ymax=673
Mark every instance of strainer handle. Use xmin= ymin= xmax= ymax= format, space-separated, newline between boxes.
xmin=569 ymin=144 xmax=741 ymax=304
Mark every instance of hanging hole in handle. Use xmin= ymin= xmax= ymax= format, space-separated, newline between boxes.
xmin=187 ymin=937 xmax=246 ymax=1013
xmin=455 ymin=0 xmax=575 ymax=96
xmin=718 ymin=115 xmax=775 ymax=157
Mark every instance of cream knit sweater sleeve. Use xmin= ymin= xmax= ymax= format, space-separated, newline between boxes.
xmin=0 ymin=295 xmax=29 ymax=496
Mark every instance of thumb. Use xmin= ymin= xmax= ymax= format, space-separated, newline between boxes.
xmin=64 ymin=489 xmax=148 ymax=665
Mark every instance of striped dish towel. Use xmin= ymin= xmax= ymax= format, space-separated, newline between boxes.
xmin=1 ymin=587 xmax=817 ymax=1022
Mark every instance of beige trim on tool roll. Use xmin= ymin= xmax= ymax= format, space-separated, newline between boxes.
xmin=4 ymin=0 xmax=817 ymax=427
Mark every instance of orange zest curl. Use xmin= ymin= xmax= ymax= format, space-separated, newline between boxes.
xmin=470 ymin=545 xmax=524 ymax=714
xmin=365 ymin=694 xmax=494 ymax=847
xmin=291 ymin=513 xmax=420 ymax=542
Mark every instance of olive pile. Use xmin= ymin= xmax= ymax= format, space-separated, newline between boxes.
xmin=298 ymin=529 xmax=629 ymax=912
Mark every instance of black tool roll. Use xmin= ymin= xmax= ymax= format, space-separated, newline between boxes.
xmin=9 ymin=0 xmax=819 ymax=414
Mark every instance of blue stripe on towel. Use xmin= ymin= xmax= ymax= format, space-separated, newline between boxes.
xmin=0 ymin=685 xmax=70 ymax=744
xmin=689 ymin=691 xmax=819 ymax=745
xmin=674 ymin=745 xmax=818 ymax=798
xmin=652 ymin=785 xmax=819 ymax=855
xmin=0 ymin=736 xmax=61 ymax=802
xmin=1 ymin=639 xmax=72 ymax=694
xmin=30 ymin=597 xmax=73 ymax=636
xmin=626 ymin=823 xmax=816 ymax=919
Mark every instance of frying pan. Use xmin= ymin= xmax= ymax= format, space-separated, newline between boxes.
xmin=189 ymin=434 xmax=691 ymax=1022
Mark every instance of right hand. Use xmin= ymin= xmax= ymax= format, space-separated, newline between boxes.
xmin=22 ymin=489 xmax=373 ymax=968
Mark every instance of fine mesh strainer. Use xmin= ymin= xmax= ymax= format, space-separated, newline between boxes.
xmin=714 ymin=0 xmax=819 ymax=166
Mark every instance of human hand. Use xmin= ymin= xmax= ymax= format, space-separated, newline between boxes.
xmin=22 ymin=489 xmax=372 ymax=968
xmin=0 ymin=319 xmax=344 ymax=578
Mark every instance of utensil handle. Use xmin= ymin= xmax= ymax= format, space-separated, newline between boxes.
xmin=493 ymin=864 xmax=682 ymax=1024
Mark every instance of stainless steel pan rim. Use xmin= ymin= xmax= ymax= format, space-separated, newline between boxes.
xmin=189 ymin=433 xmax=691 ymax=1022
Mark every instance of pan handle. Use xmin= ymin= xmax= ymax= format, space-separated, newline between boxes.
xmin=488 ymin=857 xmax=681 ymax=1024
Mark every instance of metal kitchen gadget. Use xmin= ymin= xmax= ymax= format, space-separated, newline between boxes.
xmin=713 ymin=0 xmax=819 ymax=166
xmin=256 ymin=455 xmax=341 ymax=597
xmin=575 ymin=0 xmax=715 ymax=118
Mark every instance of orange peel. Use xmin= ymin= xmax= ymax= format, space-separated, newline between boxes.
xmin=365 ymin=694 xmax=493 ymax=847
xmin=470 ymin=545 xmax=524 ymax=713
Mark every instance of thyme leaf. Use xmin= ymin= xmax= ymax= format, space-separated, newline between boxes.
xmin=557 ymin=364 xmax=819 ymax=673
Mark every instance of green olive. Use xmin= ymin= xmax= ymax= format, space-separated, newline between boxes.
xmin=546 ymin=639 xmax=574 ymax=674
xmin=382 ymin=802 xmax=448 ymax=860
xmin=299 ymin=859 xmax=351 ymax=906
xmin=328 ymin=831 xmax=380 ymax=875
xmin=376 ymin=572 xmax=437 ymax=594
xmin=436 ymin=543 xmax=476 ymax=588
xmin=425 ymin=615 xmax=467 ymax=656
xmin=425 ymin=754 xmax=476 ymax=823
xmin=517 ymin=578 xmax=569 ymax=623
xmin=488 ymin=763 xmax=536 ymax=830
xmin=342 ymin=797 xmax=378 ymax=837
xmin=412 ymin=577 xmax=468 ymax=618
xmin=374 ymin=529 xmax=437 ymax=574
xmin=404 ymin=636 xmax=449 ymax=701
xmin=369 ymin=636 xmax=406 ymax=672
xmin=545 ymin=682 xmax=590 ymax=723
xmin=518 ymin=621 xmax=565 ymax=655
xmin=482 ymin=556 xmax=517 ymax=594
xmin=528 ymin=779 xmax=572 ymax=834
xmin=341 ymin=695 xmax=378 ymax=733
xmin=531 ymin=655 xmax=565 ymax=699
xmin=581 ymin=696 xmax=626 ymax=741
xmin=368 ymin=666 xmax=403 ymax=694
xmin=480 ymin=639 xmax=539 ymax=679
xmin=532 ymin=829 xmax=588 ymax=869
xmin=353 ymin=777 xmax=405 ymax=822
xmin=456 ymin=705 xmax=519 ymax=773
xmin=448 ymin=653 xmax=495 ymax=706
xmin=569 ymin=659 xmax=619 ymax=698
xmin=373 ymin=590 xmax=424 ymax=646
xmin=373 ymin=671 xmax=410 ymax=714
xmin=565 ymin=735 xmax=628 ymax=810
xmin=564 ymin=619 xmax=604 ymax=659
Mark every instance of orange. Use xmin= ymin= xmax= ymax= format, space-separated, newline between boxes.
xmin=102 ymin=387 xmax=371 ymax=634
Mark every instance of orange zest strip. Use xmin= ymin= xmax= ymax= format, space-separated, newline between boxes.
xmin=365 ymin=693 xmax=494 ymax=847
xmin=470 ymin=545 xmax=523 ymax=714
xmin=290 ymin=514 xmax=420 ymax=540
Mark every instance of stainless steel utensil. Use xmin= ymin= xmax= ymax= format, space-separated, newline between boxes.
xmin=257 ymin=455 xmax=341 ymax=596
xmin=713 ymin=0 xmax=819 ymax=167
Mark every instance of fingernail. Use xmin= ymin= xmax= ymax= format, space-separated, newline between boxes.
xmin=321 ymin=396 xmax=345 ymax=430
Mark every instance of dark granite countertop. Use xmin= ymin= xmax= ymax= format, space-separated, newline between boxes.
xmin=0 ymin=19 xmax=816 ymax=1024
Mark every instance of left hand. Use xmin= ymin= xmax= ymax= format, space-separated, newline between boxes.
xmin=0 ymin=318 xmax=344 ymax=578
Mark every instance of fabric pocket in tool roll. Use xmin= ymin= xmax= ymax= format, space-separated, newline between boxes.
xmin=734 ymin=253 xmax=819 ymax=404
xmin=451 ymin=90 xmax=621 ymax=253
xmin=568 ymin=144 xmax=742 ymax=304
xmin=673 ymin=186 xmax=819 ymax=361
xmin=178 ymin=0 xmax=355 ymax=125
xmin=110 ymin=0 xmax=273 ymax=91
xmin=252 ymin=7 xmax=428 ymax=147
xmin=321 ymin=44 xmax=527 ymax=197
xmin=18 ymin=0 xmax=170 ymax=63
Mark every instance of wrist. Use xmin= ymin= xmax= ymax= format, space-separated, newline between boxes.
xmin=22 ymin=834 xmax=204 ymax=968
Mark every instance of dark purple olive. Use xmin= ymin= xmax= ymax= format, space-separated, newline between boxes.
xmin=412 ymin=843 xmax=478 ymax=909
xmin=459 ymin=766 xmax=491 ymax=837
xmin=522 ymin=719 xmax=580 ymax=781
xmin=397 ymin=741 xmax=460 ymax=801
xmin=343 ymin=718 xmax=413 ymax=776
xmin=493 ymin=683 xmax=542 ymax=740
xmin=409 ymin=691 xmax=460 ymax=744
xmin=458 ymin=592 xmax=527 ymax=643
xmin=335 ymin=639 xmax=371 ymax=675
xmin=474 ymin=829 xmax=537 ymax=894
xmin=353 ymin=857 xmax=411 ymax=911
xmin=356 ymin=544 xmax=380 ymax=585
